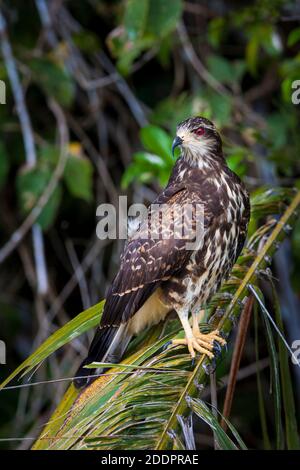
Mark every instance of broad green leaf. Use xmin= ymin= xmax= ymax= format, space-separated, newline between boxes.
xmin=146 ymin=0 xmax=183 ymax=38
xmin=140 ymin=125 xmax=173 ymax=162
xmin=64 ymin=154 xmax=93 ymax=202
xmin=288 ymin=27 xmax=300 ymax=47
xmin=226 ymin=148 xmax=247 ymax=177
xmin=246 ymin=35 xmax=259 ymax=75
xmin=0 ymin=301 xmax=104 ymax=391
xmin=124 ymin=0 xmax=149 ymax=39
xmin=267 ymin=113 xmax=288 ymax=149
xmin=208 ymin=91 xmax=232 ymax=125
xmin=122 ymin=150 xmax=172 ymax=188
xmin=16 ymin=165 xmax=62 ymax=230
xmin=207 ymin=55 xmax=234 ymax=84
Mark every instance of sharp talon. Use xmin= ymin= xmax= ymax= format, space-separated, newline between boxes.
xmin=172 ymin=329 xmax=226 ymax=361
xmin=191 ymin=357 xmax=195 ymax=367
xmin=213 ymin=340 xmax=222 ymax=352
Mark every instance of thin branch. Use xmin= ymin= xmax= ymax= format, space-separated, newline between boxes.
xmin=0 ymin=9 xmax=49 ymax=294
xmin=177 ymin=21 xmax=266 ymax=129
xmin=65 ymin=239 xmax=91 ymax=310
xmin=0 ymin=99 xmax=69 ymax=264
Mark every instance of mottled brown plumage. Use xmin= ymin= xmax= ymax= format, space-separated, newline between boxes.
xmin=74 ymin=116 xmax=250 ymax=388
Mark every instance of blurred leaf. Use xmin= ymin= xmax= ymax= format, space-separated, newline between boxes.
xmin=64 ymin=153 xmax=93 ymax=202
xmin=225 ymin=146 xmax=248 ymax=177
xmin=208 ymin=17 xmax=226 ymax=48
xmin=29 ymin=58 xmax=75 ymax=107
xmin=140 ymin=125 xmax=173 ymax=162
xmin=122 ymin=151 xmax=171 ymax=188
xmin=39 ymin=145 xmax=60 ymax=168
xmin=207 ymin=55 xmax=245 ymax=85
xmin=288 ymin=27 xmax=300 ymax=47
xmin=146 ymin=0 xmax=182 ymax=37
xmin=16 ymin=165 xmax=61 ymax=230
xmin=266 ymin=113 xmax=288 ymax=149
xmin=151 ymin=93 xmax=194 ymax=134
xmin=124 ymin=0 xmax=149 ymax=39
xmin=206 ymin=91 xmax=232 ymax=125
xmin=72 ymin=31 xmax=101 ymax=52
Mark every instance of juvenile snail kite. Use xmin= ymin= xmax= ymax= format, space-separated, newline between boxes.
xmin=74 ymin=116 xmax=250 ymax=388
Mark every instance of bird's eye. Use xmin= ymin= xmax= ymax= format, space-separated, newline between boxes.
xmin=193 ymin=127 xmax=205 ymax=136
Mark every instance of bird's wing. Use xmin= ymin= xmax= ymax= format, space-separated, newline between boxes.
xmin=100 ymin=184 xmax=210 ymax=329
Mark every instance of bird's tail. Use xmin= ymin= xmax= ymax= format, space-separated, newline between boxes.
xmin=73 ymin=323 xmax=132 ymax=389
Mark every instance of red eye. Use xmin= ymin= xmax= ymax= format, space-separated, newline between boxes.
xmin=193 ymin=127 xmax=205 ymax=136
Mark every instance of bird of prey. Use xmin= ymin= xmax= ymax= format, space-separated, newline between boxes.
xmin=74 ymin=116 xmax=250 ymax=388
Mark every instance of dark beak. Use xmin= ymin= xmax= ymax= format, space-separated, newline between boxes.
xmin=172 ymin=136 xmax=183 ymax=157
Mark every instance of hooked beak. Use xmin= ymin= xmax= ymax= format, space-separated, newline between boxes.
xmin=172 ymin=136 xmax=183 ymax=157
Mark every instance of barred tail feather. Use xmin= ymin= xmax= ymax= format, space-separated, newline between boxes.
xmin=73 ymin=323 xmax=132 ymax=389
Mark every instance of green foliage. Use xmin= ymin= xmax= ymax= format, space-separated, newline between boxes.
xmin=108 ymin=0 xmax=182 ymax=74
xmin=28 ymin=58 xmax=75 ymax=107
xmin=64 ymin=153 xmax=93 ymax=202
xmin=16 ymin=165 xmax=62 ymax=230
xmin=207 ymin=55 xmax=246 ymax=85
xmin=122 ymin=125 xmax=173 ymax=188
xmin=189 ymin=398 xmax=247 ymax=450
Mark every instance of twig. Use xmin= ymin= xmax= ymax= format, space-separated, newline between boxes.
xmin=96 ymin=52 xmax=149 ymax=128
xmin=177 ymin=21 xmax=266 ymax=129
xmin=0 ymin=98 xmax=69 ymax=264
xmin=65 ymin=239 xmax=91 ymax=310
xmin=0 ymin=9 xmax=49 ymax=294
xmin=35 ymin=0 xmax=57 ymax=47
xmin=221 ymin=295 xmax=254 ymax=430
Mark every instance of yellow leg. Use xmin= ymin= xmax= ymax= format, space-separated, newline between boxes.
xmin=172 ymin=308 xmax=226 ymax=360
xmin=192 ymin=310 xmax=226 ymax=349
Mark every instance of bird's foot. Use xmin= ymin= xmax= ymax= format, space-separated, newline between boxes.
xmin=172 ymin=335 xmax=214 ymax=359
xmin=172 ymin=329 xmax=226 ymax=360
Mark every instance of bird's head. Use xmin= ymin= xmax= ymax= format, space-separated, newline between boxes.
xmin=172 ymin=116 xmax=223 ymax=167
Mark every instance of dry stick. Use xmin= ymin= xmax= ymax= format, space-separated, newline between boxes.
xmin=0 ymin=10 xmax=48 ymax=294
xmin=0 ymin=99 xmax=69 ymax=264
xmin=221 ymin=295 xmax=254 ymax=431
